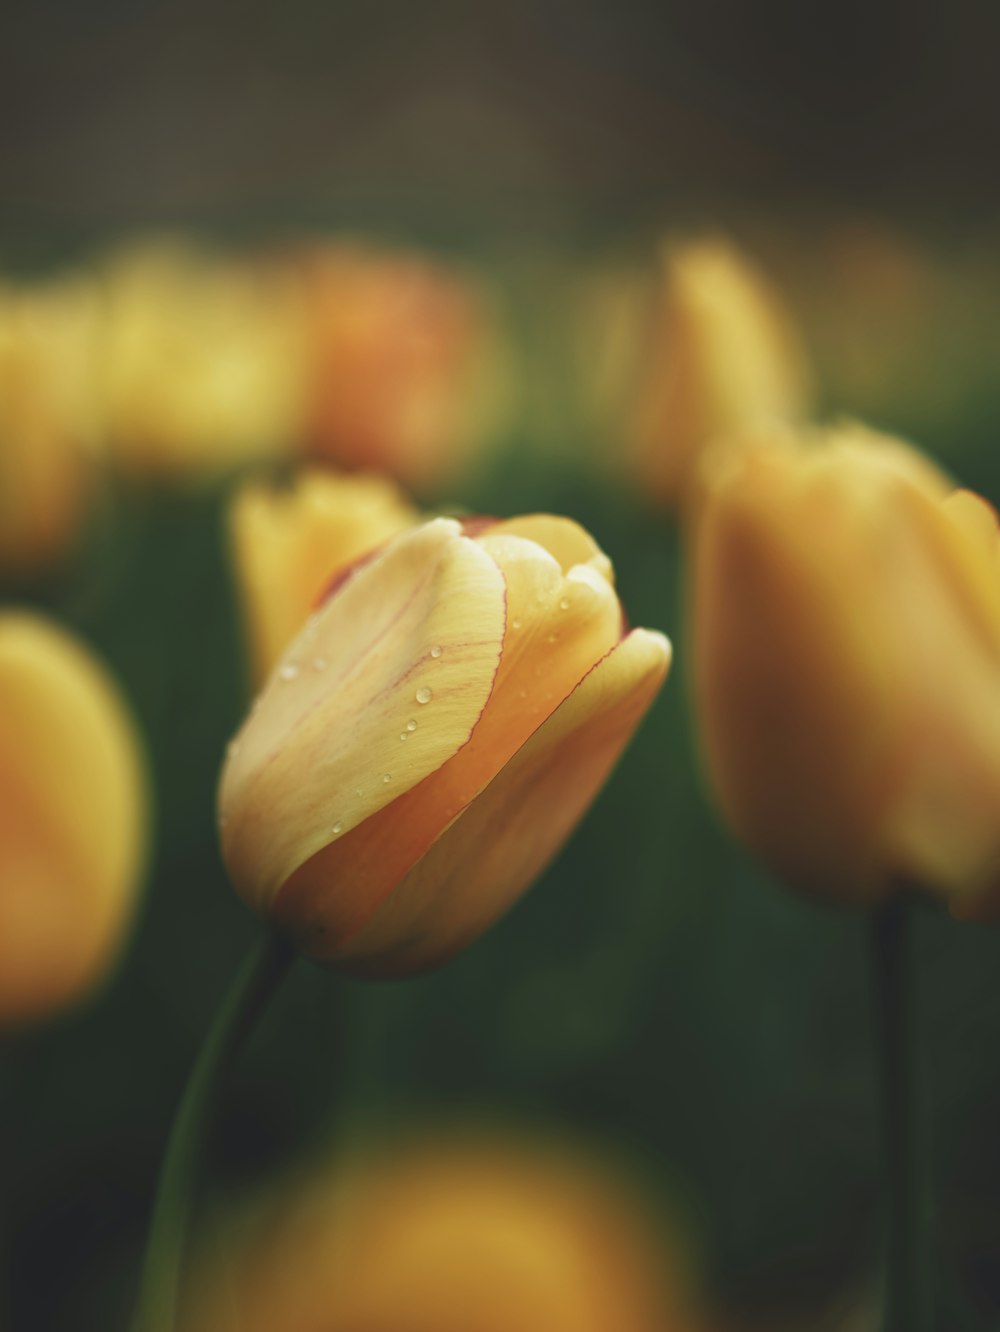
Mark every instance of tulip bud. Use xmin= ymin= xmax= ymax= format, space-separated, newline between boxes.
xmin=631 ymin=239 xmax=812 ymax=512
xmin=691 ymin=423 xmax=1000 ymax=915
xmin=0 ymin=276 xmax=101 ymax=573
xmin=228 ymin=466 xmax=419 ymax=686
xmin=97 ymin=238 xmax=307 ymax=480
xmin=182 ymin=1132 xmax=697 ymax=1332
xmin=219 ymin=515 xmax=670 ymax=975
xmin=0 ymin=613 xmax=148 ymax=1026
xmin=294 ymin=242 xmax=510 ymax=494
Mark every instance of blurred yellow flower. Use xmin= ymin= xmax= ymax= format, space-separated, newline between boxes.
xmin=228 ymin=466 xmax=419 ymax=687
xmin=690 ymin=422 xmax=1000 ymax=915
xmin=219 ymin=514 xmax=670 ymax=975
xmin=97 ymin=238 xmax=307 ymax=480
xmin=631 ymin=239 xmax=812 ymax=513
xmin=0 ymin=612 xmax=148 ymax=1026
xmin=183 ymin=1133 xmax=698 ymax=1332
xmin=0 ymin=275 xmax=101 ymax=573
xmin=295 ymin=243 xmax=509 ymax=494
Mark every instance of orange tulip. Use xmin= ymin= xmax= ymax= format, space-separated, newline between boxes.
xmin=295 ymin=243 xmax=509 ymax=494
xmin=219 ymin=515 xmax=670 ymax=975
xmin=182 ymin=1132 xmax=698 ymax=1332
xmin=0 ymin=612 xmax=148 ymax=1026
xmin=691 ymin=424 xmax=1000 ymax=915
xmin=228 ymin=466 xmax=419 ymax=685
xmin=0 ymin=275 xmax=101 ymax=573
xmin=631 ymin=239 xmax=812 ymax=513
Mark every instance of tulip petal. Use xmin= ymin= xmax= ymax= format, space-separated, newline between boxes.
xmin=487 ymin=514 xmax=614 ymax=584
xmin=0 ymin=615 xmax=147 ymax=1025
xmin=272 ymin=531 xmax=624 ymax=957
xmin=330 ymin=627 xmax=671 ymax=976
xmin=220 ymin=518 xmax=506 ymax=914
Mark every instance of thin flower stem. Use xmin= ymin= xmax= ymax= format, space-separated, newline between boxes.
xmin=133 ymin=930 xmax=295 ymax=1332
xmin=871 ymin=895 xmax=931 ymax=1332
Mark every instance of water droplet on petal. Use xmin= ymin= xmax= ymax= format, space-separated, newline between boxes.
xmin=429 ymin=645 xmax=442 ymax=659
xmin=416 ymin=686 xmax=433 ymax=705
xmin=406 ymin=719 xmax=417 ymax=732
xmin=331 ymin=820 xmax=344 ymax=836
xmin=511 ymin=618 xmax=521 ymax=630
xmin=278 ymin=663 xmax=299 ymax=681
xmin=559 ymin=597 xmax=570 ymax=611
xmin=399 ymin=732 xmax=409 ymax=741
xmin=313 ymin=657 xmax=327 ymax=671
xmin=354 ymin=788 xmax=363 ymax=798
xmin=383 ymin=773 xmax=392 ymax=783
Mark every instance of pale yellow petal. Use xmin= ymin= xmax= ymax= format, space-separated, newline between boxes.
xmin=220 ymin=518 xmax=506 ymax=917
xmin=272 ymin=532 xmax=623 ymax=959
xmin=332 ymin=627 xmax=671 ymax=976
xmin=229 ymin=467 xmax=419 ymax=684
xmin=487 ymin=515 xmax=615 ymax=584
xmin=0 ymin=614 xmax=147 ymax=1026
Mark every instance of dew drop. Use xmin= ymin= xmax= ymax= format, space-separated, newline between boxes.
xmin=559 ymin=597 xmax=570 ymax=611
xmin=383 ymin=773 xmax=392 ymax=783
xmin=429 ymin=645 xmax=443 ymax=659
xmin=511 ymin=618 xmax=521 ymax=631
xmin=399 ymin=732 xmax=409 ymax=741
xmin=278 ymin=662 xmax=299 ymax=681
xmin=406 ymin=718 xmax=417 ymax=732
xmin=312 ymin=656 xmax=327 ymax=672
xmin=331 ymin=820 xmax=344 ymax=836
xmin=354 ymin=788 xmax=363 ymax=798
xmin=416 ymin=686 xmax=433 ymax=705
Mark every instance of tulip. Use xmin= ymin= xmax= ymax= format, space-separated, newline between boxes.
xmin=630 ymin=239 xmax=812 ymax=512
xmin=219 ymin=514 xmax=670 ymax=975
xmin=228 ymin=466 xmax=419 ymax=685
xmin=181 ymin=1132 xmax=698 ymax=1332
xmin=0 ymin=275 xmax=101 ymax=573
xmin=294 ymin=242 xmax=509 ymax=494
xmin=0 ymin=612 xmax=147 ymax=1026
xmin=96 ymin=238 xmax=307 ymax=480
xmin=690 ymin=423 xmax=1000 ymax=915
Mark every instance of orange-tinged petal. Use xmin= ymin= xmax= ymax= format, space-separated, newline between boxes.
xmin=333 ymin=627 xmax=671 ymax=976
xmin=0 ymin=614 xmax=147 ymax=1026
xmin=229 ymin=467 xmax=419 ymax=685
xmin=219 ymin=518 xmax=506 ymax=916
xmin=272 ymin=530 xmax=624 ymax=960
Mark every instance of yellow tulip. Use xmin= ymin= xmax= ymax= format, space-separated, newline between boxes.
xmin=0 ymin=276 xmax=101 ymax=573
xmin=631 ymin=239 xmax=812 ymax=512
xmin=182 ymin=1133 xmax=698 ymax=1332
xmin=295 ymin=242 xmax=509 ymax=494
xmin=219 ymin=515 xmax=670 ymax=975
xmin=690 ymin=423 xmax=1000 ymax=915
xmin=97 ymin=238 xmax=307 ymax=480
xmin=228 ymin=466 xmax=419 ymax=686
xmin=0 ymin=613 xmax=147 ymax=1026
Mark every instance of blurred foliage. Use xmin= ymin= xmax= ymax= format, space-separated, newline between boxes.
xmin=3 ymin=229 xmax=1000 ymax=1332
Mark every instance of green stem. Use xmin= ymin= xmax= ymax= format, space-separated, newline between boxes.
xmin=871 ymin=896 xmax=931 ymax=1332
xmin=133 ymin=930 xmax=295 ymax=1332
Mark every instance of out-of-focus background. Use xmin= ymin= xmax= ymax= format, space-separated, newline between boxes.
xmin=3 ymin=3 xmax=1000 ymax=1330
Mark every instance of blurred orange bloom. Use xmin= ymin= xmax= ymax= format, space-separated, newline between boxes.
xmin=295 ymin=243 xmax=509 ymax=494
xmin=219 ymin=514 xmax=670 ymax=975
xmin=228 ymin=466 xmax=419 ymax=686
xmin=0 ymin=613 xmax=148 ymax=1026
xmin=182 ymin=1132 xmax=699 ymax=1332
xmin=691 ymin=423 xmax=1000 ymax=914
xmin=630 ymin=239 xmax=812 ymax=513
xmin=0 ymin=275 xmax=101 ymax=573
xmin=96 ymin=238 xmax=307 ymax=480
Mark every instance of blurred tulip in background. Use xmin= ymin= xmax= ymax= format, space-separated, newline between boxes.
xmin=228 ymin=466 xmax=419 ymax=686
xmin=0 ymin=612 xmax=148 ymax=1026
xmin=294 ymin=242 xmax=511 ymax=495
xmin=629 ymin=239 xmax=813 ymax=514
xmin=0 ymin=275 xmax=102 ymax=574
xmin=690 ymin=423 xmax=1000 ymax=913
xmin=219 ymin=514 xmax=670 ymax=975
xmin=182 ymin=1130 xmax=698 ymax=1332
